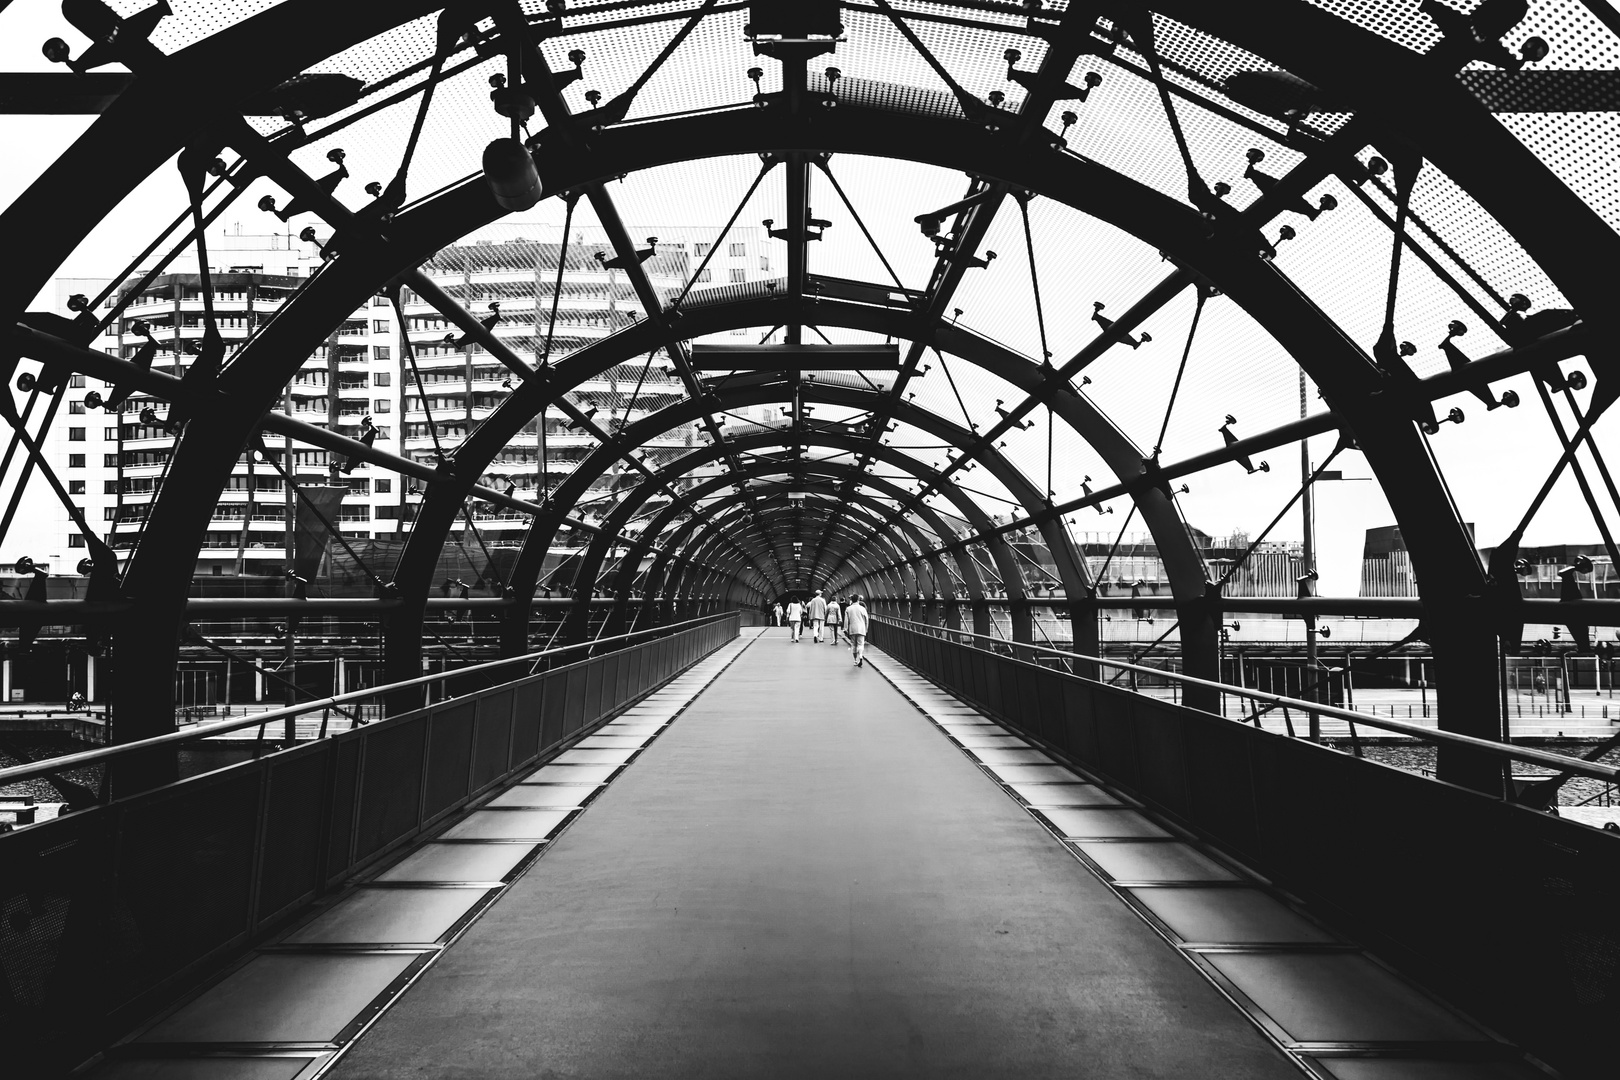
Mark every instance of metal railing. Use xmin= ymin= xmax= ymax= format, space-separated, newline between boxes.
xmin=0 ymin=612 xmax=735 ymax=790
xmin=0 ymin=611 xmax=740 ymax=1076
xmin=871 ymin=615 xmax=1619 ymax=785
xmin=870 ymin=615 xmax=1620 ymax=1080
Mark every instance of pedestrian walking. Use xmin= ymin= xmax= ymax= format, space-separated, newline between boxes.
xmin=844 ymin=595 xmax=869 ymax=667
xmin=825 ymin=596 xmax=842 ymax=644
xmin=808 ymin=589 xmax=828 ymax=643
xmin=786 ymin=596 xmax=804 ymax=642
xmin=772 ymin=601 xmax=783 ymax=626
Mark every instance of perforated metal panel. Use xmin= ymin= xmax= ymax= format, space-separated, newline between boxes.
xmin=511 ymin=678 xmax=545 ymax=763
xmin=323 ymin=735 xmax=363 ymax=883
xmin=423 ymin=701 xmax=477 ymax=820
xmin=256 ymin=747 xmax=329 ymax=922
xmin=112 ymin=769 xmax=260 ymax=989
xmin=354 ymin=715 xmax=427 ymax=859
xmin=472 ymin=688 xmax=516 ymax=789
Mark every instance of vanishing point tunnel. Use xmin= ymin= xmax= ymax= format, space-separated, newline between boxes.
xmin=1 ymin=1 xmax=1619 ymax=1077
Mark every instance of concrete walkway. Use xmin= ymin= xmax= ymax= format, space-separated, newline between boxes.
xmin=332 ymin=629 xmax=1298 ymax=1079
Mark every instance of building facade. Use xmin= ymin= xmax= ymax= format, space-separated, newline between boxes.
xmin=18 ymin=224 xmax=771 ymax=588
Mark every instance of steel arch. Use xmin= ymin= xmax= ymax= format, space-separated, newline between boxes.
xmin=12 ymin=3 xmax=1603 ymax=789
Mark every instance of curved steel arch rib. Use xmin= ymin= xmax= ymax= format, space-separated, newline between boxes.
xmin=25 ymin=7 xmax=1593 ymax=786
xmin=624 ymin=480 xmax=966 ymax=628
xmin=629 ymin=463 xmax=984 ymax=627
xmin=659 ymin=497 xmax=948 ymax=626
xmin=675 ymin=498 xmax=926 ymax=604
xmin=542 ymin=381 xmax=1092 ymax=637
xmin=552 ymin=424 xmax=1031 ymax=643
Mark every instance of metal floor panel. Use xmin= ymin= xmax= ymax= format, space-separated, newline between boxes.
xmin=953 ymin=734 xmax=1030 ymax=748
xmin=552 ymin=747 xmax=638 ymax=765
xmin=970 ymin=747 xmax=1056 ymax=765
xmin=283 ymin=888 xmax=491 ymax=946
xmin=1127 ymin=887 xmax=1337 ymax=945
xmin=1075 ymin=841 xmax=1241 ymax=883
xmin=1311 ymin=1060 xmax=1546 ymax=1079
xmin=373 ymin=842 xmax=538 ymax=884
xmin=439 ymin=808 xmax=571 ymax=841
xmin=136 ymin=954 xmax=418 ymax=1044
xmin=1008 ymin=781 xmax=1122 ymax=806
xmin=525 ymin=763 xmax=619 ymax=784
xmin=575 ymin=735 xmax=652 ymax=749
xmin=1039 ymin=807 xmax=1172 ymax=838
xmin=1203 ymin=952 xmax=1492 ymax=1043
xmin=487 ymin=786 xmax=590 ymax=808
xmin=982 ymin=763 xmax=1080 ymax=783
xmin=91 ymin=1058 xmax=324 ymax=1080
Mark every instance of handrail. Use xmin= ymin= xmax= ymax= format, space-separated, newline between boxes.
xmin=873 ymin=615 xmax=1620 ymax=785
xmin=0 ymin=612 xmax=736 ymax=788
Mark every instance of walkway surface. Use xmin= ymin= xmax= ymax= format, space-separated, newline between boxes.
xmin=330 ymin=629 xmax=1300 ymax=1079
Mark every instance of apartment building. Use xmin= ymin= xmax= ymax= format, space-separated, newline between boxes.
xmin=24 ymin=224 xmax=771 ymax=588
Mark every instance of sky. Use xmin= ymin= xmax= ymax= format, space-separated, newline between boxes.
xmin=1 ymin=0 xmax=1615 ymax=597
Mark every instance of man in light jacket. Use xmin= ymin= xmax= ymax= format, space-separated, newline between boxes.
xmin=843 ymin=595 xmax=870 ymax=667
xmin=825 ymin=596 xmax=842 ymax=645
xmin=785 ymin=596 xmax=804 ymax=642
xmin=807 ymin=589 xmax=828 ymax=643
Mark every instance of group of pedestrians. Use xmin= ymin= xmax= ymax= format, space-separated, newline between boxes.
xmin=772 ymin=589 xmax=870 ymax=667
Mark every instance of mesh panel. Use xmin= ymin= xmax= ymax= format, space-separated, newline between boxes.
xmin=601 ymin=653 xmax=622 ymax=716
xmin=564 ymin=666 xmax=588 ymax=734
xmin=423 ymin=702 xmax=476 ymax=820
xmin=1130 ymin=698 xmax=1192 ymax=816
xmin=543 ymin=671 xmax=569 ymax=746
xmin=0 ymin=811 xmax=113 ymax=1075
xmin=112 ymin=770 xmax=260 ymax=991
xmin=584 ymin=658 xmax=606 ymax=724
xmin=256 ymin=749 xmax=328 ymax=922
xmin=473 ymin=690 xmax=516 ymax=789
xmin=355 ymin=716 xmax=427 ymax=860
xmin=512 ymin=678 xmax=545 ymax=762
xmin=324 ymin=735 xmax=363 ymax=883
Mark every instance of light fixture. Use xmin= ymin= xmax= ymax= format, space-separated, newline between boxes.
xmin=483 ymin=138 xmax=543 ymax=211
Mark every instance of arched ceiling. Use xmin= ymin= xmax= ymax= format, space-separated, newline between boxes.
xmin=4 ymin=0 xmax=1618 ymax=760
